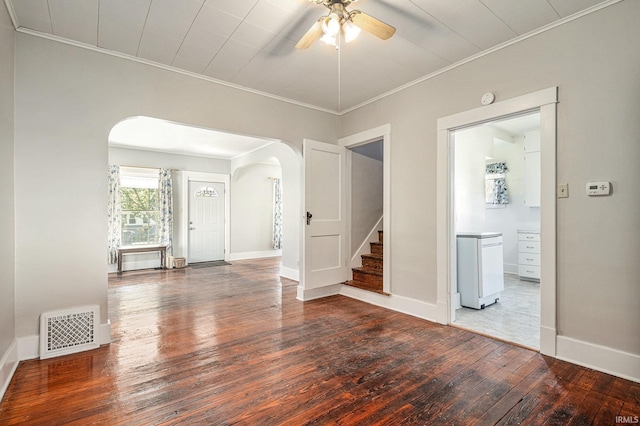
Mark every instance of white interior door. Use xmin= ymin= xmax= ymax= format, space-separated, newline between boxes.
xmin=303 ymin=139 xmax=348 ymax=289
xmin=188 ymin=181 xmax=225 ymax=263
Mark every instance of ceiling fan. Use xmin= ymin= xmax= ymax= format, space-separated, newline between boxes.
xmin=296 ymin=0 xmax=396 ymax=49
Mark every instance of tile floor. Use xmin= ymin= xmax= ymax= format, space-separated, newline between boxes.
xmin=453 ymin=274 xmax=540 ymax=349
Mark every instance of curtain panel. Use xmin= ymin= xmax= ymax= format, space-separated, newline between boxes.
xmin=272 ymin=178 xmax=283 ymax=250
xmin=485 ymin=162 xmax=509 ymax=205
xmin=107 ymin=165 xmax=121 ymax=264
xmin=158 ymin=168 xmax=173 ymax=256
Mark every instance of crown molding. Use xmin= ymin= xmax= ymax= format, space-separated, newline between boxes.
xmin=8 ymin=0 xmax=622 ymax=116
xmin=3 ymin=0 xmax=19 ymax=30
xmin=339 ymin=0 xmax=623 ymax=114
xmin=14 ymin=27 xmax=341 ymax=116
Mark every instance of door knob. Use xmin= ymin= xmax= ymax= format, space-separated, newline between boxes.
xmin=306 ymin=211 xmax=313 ymax=225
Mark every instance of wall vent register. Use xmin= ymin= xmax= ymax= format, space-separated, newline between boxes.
xmin=39 ymin=305 xmax=100 ymax=359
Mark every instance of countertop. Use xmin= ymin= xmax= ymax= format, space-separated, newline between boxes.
xmin=456 ymin=232 xmax=502 ymax=239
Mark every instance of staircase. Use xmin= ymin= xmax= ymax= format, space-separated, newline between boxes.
xmin=345 ymin=230 xmax=387 ymax=295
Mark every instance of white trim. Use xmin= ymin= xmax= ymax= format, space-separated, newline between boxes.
xmin=10 ymin=1 xmax=620 ymax=115
xmin=100 ymin=321 xmax=111 ymax=345
xmin=350 ymin=216 xmax=383 ymax=268
xmin=229 ymin=250 xmax=281 ymax=261
xmin=280 ymin=266 xmax=299 ymax=282
xmin=437 ymin=87 xmax=557 ymax=131
xmin=339 ymin=124 xmax=391 ymax=147
xmin=296 ymin=283 xmax=342 ymax=301
xmin=503 ymin=263 xmax=518 ymax=275
xmin=0 ymin=340 xmax=19 ymax=402
xmin=2 ymin=0 xmax=19 ymax=29
xmin=339 ymin=124 xmax=391 ymax=294
xmin=339 ymin=286 xmax=439 ymax=322
xmin=339 ymin=0 xmax=622 ymax=114
xmin=436 ymin=87 xmax=558 ymax=357
xmin=17 ymin=335 xmax=38 ymax=360
xmin=557 ymin=336 xmax=640 ymax=384
xmin=16 ymin=320 xmax=111 ymax=363
xmin=177 ymin=171 xmax=231 ymax=263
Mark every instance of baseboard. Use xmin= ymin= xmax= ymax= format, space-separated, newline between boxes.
xmin=503 ymin=263 xmax=518 ymax=275
xmin=296 ymin=284 xmax=342 ymax=301
xmin=229 ymin=250 xmax=282 ymax=261
xmin=0 ymin=340 xmax=19 ymax=402
xmin=556 ymin=336 xmax=640 ymax=383
xmin=17 ymin=335 xmax=39 ymax=360
xmin=340 ymin=285 xmax=439 ymax=323
xmin=539 ymin=325 xmax=556 ymax=356
xmin=280 ymin=266 xmax=299 ymax=282
xmin=100 ymin=320 xmax=111 ymax=345
xmin=17 ymin=321 xmax=112 ymax=362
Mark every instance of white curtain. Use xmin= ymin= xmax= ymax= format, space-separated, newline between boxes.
xmin=272 ymin=178 xmax=283 ymax=250
xmin=107 ymin=165 xmax=121 ymax=264
xmin=158 ymin=168 xmax=173 ymax=255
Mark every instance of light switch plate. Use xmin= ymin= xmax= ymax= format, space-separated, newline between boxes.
xmin=558 ymin=183 xmax=569 ymax=198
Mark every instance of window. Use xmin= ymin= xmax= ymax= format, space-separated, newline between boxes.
xmin=195 ymin=185 xmax=219 ymax=198
xmin=120 ymin=168 xmax=159 ymax=246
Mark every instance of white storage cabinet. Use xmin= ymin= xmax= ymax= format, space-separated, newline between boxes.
xmin=518 ymin=230 xmax=540 ymax=281
xmin=457 ymin=233 xmax=504 ymax=309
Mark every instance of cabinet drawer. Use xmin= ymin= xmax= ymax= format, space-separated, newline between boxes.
xmin=518 ymin=241 xmax=541 ymax=253
xmin=518 ymin=232 xmax=540 ymax=242
xmin=518 ymin=265 xmax=541 ymax=279
xmin=518 ymin=253 xmax=541 ymax=266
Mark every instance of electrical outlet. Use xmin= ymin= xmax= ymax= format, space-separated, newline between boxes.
xmin=558 ymin=183 xmax=569 ymax=198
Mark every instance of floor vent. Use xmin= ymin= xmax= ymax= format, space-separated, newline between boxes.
xmin=40 ymin=306 xmax=100 ymax=359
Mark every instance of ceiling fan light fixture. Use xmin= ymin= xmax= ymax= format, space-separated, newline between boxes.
xmin=295 ymin=0 xmax=395 ymax=49
xmin=320 ymin=33 xmax=337 ymax=46
xmin=322 ymin=13 xmax=341 ymax=37
xmin=342 ymin=19 xmax=361 ymax=43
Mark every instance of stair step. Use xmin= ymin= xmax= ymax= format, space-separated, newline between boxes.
xmin=352 ymin=267 xmax=382 ymax=285
xmin=344 ymin=280 xmax=388 ymax=295
xmin=361 ymin=253 xmax=383 ymax=270
xmin=370 ymin=242 xmax=383 ymax=255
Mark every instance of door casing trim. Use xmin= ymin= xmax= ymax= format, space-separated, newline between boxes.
xmin=177 ymin=171 xmax=230 ymax=263
xmin=436 ymin=87 xmax=557 ymax=356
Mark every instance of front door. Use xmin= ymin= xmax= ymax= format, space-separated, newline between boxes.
xmin=188 ymin=181 xmax=225 ymax=263
xmin=303 ymin=139 xmax=348 ymax=289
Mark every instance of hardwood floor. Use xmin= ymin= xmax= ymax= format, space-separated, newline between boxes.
xmin=1 ymin=257 xmax=638 ymax=425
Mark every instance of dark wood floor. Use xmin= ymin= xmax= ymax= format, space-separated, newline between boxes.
xmin=1 ymin=257 xmax=638 ymax=425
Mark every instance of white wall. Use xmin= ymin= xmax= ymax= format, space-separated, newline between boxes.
xmin=340 ymin=1 xmax=640 ymax=359
xmin=455 ymin=125 xmax=540 ymax=273
xmin=351 ymin=151 xmax=383 ymax=255
xmin=14 ymin=32 xmax=337 ymax=338
xmin=109 ymin=146 xmax=231 ymax=174
xmin=231 ymin=143 xmax=301 ymax=277
xmin=231 ymin=162 xmax=282 ymax=256
xmin=0 ymin=1 xmax=16 ymax=375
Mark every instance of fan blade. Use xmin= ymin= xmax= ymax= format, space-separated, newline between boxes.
xmin=295 ymin=19 xmax=324 ymax=49
xmin=350 ymin=10 xmax=396 ymax=40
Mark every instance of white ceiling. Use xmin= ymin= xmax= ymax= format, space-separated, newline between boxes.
xmin=109 ymin=116 xmax=276 ymax=159
xmin=489 ymin=112 xmax=540 ymax=136
xmin=6 ymin=0 xmax=612 ymax=113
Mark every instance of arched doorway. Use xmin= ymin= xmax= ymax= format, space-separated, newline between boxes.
xmin=108 ymin=116 xmax=302 ymax=279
